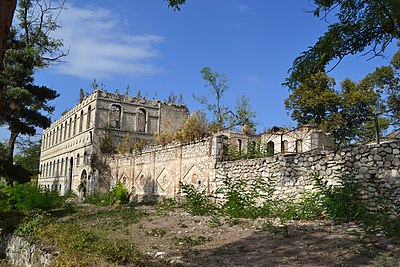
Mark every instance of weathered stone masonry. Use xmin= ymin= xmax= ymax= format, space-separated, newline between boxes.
xmin=110 ymin=134 xmax=400 ymax=206
xmin=215 ymin=140 xmax=400 ymax=205
xmin=109 ymin=135 xmax=227 ymax=199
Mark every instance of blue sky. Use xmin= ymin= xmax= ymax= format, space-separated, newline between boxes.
xmin=1 ymin=0 xmax=398 ymax=142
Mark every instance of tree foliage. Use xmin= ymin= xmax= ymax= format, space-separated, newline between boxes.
xmin=0 ymin=0 xmax=64 ymax=183
xmin=285 ymin=72 xmax=384 ymax=145
xmin=14 ymin=142 xmax=41 ymax=182
xmin=165 ymin=0 xmax=187 ymax=11
xmin=194 ymin=67 xmax=256 ymax=132
xmin=285 ymin=0 xmax=400 ymax=89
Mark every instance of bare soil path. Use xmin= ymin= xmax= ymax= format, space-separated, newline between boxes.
xmin=123 ymin=205 xmax=400 ymax=266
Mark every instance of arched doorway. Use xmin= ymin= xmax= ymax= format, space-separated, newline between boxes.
xmin=80 ymin=169 xmax=88 ymax=198
xmin=68 ymin=157 xmax=73 ymax=192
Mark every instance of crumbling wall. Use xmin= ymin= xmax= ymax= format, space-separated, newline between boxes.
xmin=215 ymin=141 xmax=400 ymax=210
xmin=109 ymin=135 xmax=228 ymax=200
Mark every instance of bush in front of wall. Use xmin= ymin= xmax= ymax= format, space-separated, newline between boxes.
xmin=1 ymin=182 xmax=63 ymax=212
xmin=179 ymin=182 xmax=216 ymax=216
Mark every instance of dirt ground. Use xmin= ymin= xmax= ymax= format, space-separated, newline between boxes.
xmin=119 ymin=205 xmax=400 ymax=267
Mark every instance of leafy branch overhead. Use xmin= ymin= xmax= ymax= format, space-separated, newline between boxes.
xmin=285 ymin=47 xmax=400 ymax=146
xmin=285 ymin=0 xmax=400 ymax=90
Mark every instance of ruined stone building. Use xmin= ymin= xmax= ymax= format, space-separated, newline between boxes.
xmin=38 ymin=89 xmax=189 ymax=195
xmin=224 ymin=125 xmax=333 ymax=156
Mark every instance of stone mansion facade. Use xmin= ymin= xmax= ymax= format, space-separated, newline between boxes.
xmin=38 ymin=90 xmax=189 ymax=195
xmin=38 ymin=89 xmax=332 ymax=197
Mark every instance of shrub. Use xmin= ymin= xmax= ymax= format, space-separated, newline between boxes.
xmin=84 ymin=191 xmax=106 ymax=206
xmin=179 ymin=182 xmax=216 ymax=216
xmin=153 ymin=130 xmax=175 ymax=146
xmin=1 ymin=182 xmax=63 ymax=212
xmin=315 ymin=177 xmax=367 ymax=222
xmin=175 ymin=111 xmax=210 ymax=143
xmin=218 ymin=176 xmax=276 ymax=219
xmin=101 ymin=182 xmax=130 ymax=206
xmin=117 ymin=134 xmax=148 ymax=154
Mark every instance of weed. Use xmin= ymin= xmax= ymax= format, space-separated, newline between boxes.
xmin=374 ymin=252 xmax=396 ymax=267
xmin=76 ymin=206 xmax=141 ymax=228
xmin=218 ymin=176 xmax=276 ymax=219
xmin=173 ymin=235 xmax=208 ymax=247
xmin=14 ymin=211 xmax=50 ymax=237
xmin=208 ymin=214 xmax=222 ymax=227
xmin=154 ymin=198 xmax=179 ymax=215
xmin=179 ymin=182 xmax=216 ymax=216
xmin=178 ymin=219 xmax=189 ymax=228
xmin=41 ymin=222 xmax=142 ymax=266
xmin=146 ymin=228 xmax=167 ymax=238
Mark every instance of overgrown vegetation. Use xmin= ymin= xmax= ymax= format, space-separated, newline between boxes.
xmin=154 ymin=111 xmax=211 ymax=145
xmin=180 ymin=174 xmax=400 ymax=237
xmin=84 ymin=181 xmax=130 ymax=206
xmin=227 ymin=139 xmax=273 ymax=161
xmin=0 ymin=182 xmax=63 ymax=212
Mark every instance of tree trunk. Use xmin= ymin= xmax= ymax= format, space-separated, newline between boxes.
xmin=6 ymin=130 xmax=18 ymax=183
xmin=0 ymin=0 xmax=17 ymax=65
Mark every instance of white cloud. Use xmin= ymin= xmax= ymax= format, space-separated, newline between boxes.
xmin=52 ymin=3 xmax=164 ymax=78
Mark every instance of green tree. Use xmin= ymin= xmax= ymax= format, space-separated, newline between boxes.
xmin=285 ymin=72 xmax=384 ymax=145
xmin=285 ymin=72 xmax=340 ymax=127
xmin=234 ymin=95 xmax=257 ymax=133
xmin=14 ymin=142 xmax=41 ymax=183
xmin=194 ymin=67 xmax=231 ymax=131
xmin=285 ymin=0 xmax=400 ymax=90
xmin=364 ymin=48 xmax=400 ymax=123
xmin=0 ymin=0 xmax=64 ymax=183
xmin=194 ymin=67 xmax=256 ymax=132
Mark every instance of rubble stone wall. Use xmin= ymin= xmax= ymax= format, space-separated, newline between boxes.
xmin=0 ymin=233 xmax=55 ymax=267
xmin=215 ymin=141 xmax=400 ymax=203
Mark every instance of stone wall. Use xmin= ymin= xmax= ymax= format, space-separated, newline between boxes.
xmin=215 ymin=140 xmax=400 ymax=205
xmin=108 ymin=134 xmax=227 ymax=199
xmin=0 ymin=233 xmax=55 ymax=267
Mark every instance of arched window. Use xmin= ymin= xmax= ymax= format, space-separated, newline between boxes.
xmin=136 ymin=108 xmax=147 ymax=132
xmin=281 ymin=140 xmax=289 ymax=153
xmin=79 ymin=110 xmax=84 ymax=133
xmin=237 ymin=139 xmax=242 ymax=155
xmin=51 ymin=129 xmax=55 ymax=146
xmin=65 ymin=157 xmax=68 ymax=176
xmin=76 ymin=154 xmax=80 ymax=166
xmin=267 ymin=141 xmax=274 ymax=155
xmin=68 ymin=118 xmax=72 ymax=138
xmin=83 ymin=152 xmax=88 ymax=164
xmin=109 ymin=104 xmax=122 ymax=129
xmin=86 ymin=105 xmax=91 ymax=130
xmin=73 ymin=114 xmax=77 ymax=136
xmin=89 ymin=131 xmax=93 ymax=144
xmin=60 ymin=159 xmax=64 ymax=176
xmin=64 ymin=121 xmax=67 ymax=140
xmin=60 ymin=124 xmax=63 ymax=142
xmin=56 ymin=159 xmax=60 ymax=175
xmin=55 ymin=127 xmax=58 ymax=145
xmin=295 ymin=139 xmax=303 ymax=153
